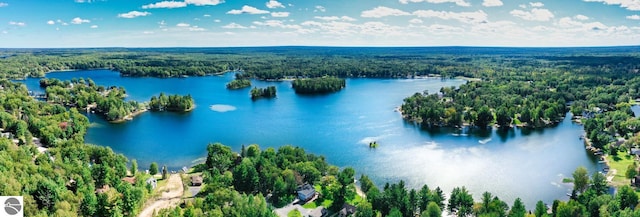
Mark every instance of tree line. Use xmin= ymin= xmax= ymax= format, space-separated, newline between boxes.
xmin=149 ymin=93 xmax=194 ymax=112
xmin=250 ymin=86 xmax=277 ymax=100
xmin=291 ymin=77 xmax=346 ymax=95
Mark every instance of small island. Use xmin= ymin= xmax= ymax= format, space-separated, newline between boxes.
xmin=226 ymin=74 xmax=252 ymax=90
xmin=292 ymin=77 xmax=346 ymax=95
xmin=149 ymin=92 xmax=195 ymax=112
xmin=250 ymin=86 xmax=276 ymax=100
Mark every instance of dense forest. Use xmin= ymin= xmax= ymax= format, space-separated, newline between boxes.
xmin=0 ymin=47 xmax=635 ymax=80
xmin=149 ymin=93 xmax=194 ymax=112
xmin=250 ymin=86 xmax=277 ymax=100
xmin=0 ymin=79 xmax=150 ymax=216
xmin=291 ymin=77 xmax=346 ymax=95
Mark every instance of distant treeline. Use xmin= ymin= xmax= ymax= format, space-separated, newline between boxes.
xmin=3 ymin=47 xmax=638 ymax=80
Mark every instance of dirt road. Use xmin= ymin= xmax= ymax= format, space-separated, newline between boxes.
xmin=138 ymin=174 xmax=184 ymax=217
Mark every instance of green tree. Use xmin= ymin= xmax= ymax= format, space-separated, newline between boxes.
xmin=534 ymin=200 xmax=546 ymax=217
xmin=422 ymin=202 xmax=442 ymax=217
xmin=591 ymin=172 xmax=608 ymax=195
xmin=150 ymin=162 xmax=159 ymax=176
xmin=162 ymin=165 xmax=168 ymax=180
xmin=476 ymin=106 xmax=494 ymax=128
xmin=572 ymin=166 xmax=589 ymax=193
xmin=130 ymin=159 xmax=138 ymax=176
xmin=448 ymin=186 xmax=474 ymax=217
xmin=356 ymin=201 xmax=375 ymax=217
xmin=33 ymin=179 xmax=59 ymax=212
xmin=388 ymin=208 xmax=403 ymax=217
xmin=617 ymin=185 xmax=639 ymax=210
xmin=625 ymin=162 xmax=637 ymax=179
xmin=508 ymin=198 xmax=526 ymax=217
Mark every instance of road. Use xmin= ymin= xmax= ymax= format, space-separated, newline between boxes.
xmin=138 ymin=174 xmax=184 ymax=217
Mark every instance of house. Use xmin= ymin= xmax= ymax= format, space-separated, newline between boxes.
xmin=338 ymin=203 xmax=357 ymax=217
xmin=632 ymin=175 xmax=640 ymax=187
xmin=191 ymin=175 xmax=203 ymax=186
xmin=630 ymin=148 xmax=640 ymax=160
xmin=296 ymin=183 xmax=316 ymax=202
xmin=95 ymin=185 xmax=110 ymax=194
xmin=122 ymin=177 xmax=136 ymax=185
xmin=146 ymin=177 xmax=157 ymax=189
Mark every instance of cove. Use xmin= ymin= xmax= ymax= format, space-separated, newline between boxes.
xmin=20 ymin=70 xmax=598 ymax=208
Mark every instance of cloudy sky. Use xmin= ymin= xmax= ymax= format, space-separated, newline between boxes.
xmin=0 ymin=0 xmax=639 ymax=47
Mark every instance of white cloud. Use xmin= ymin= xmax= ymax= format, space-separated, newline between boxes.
xmin=519 ymin=4 xmax=527 ymax=8
xmin=71 ymin=17 xmax=90 ymax=24
xmin=510 ymin=8 xmax=554 ymax=21
xmin=315 ymin=5 xmax=326 ymax=12
xmin=575 ymin=14 xmax=589 ymax=20
xmin=203 ymin=14 xmax=211 ymax=17
xmin=409 ymin=18 xmax=423 ymax=24
xmin=271 ymin=12 xmax=290 ymax=17
xmin=556 ymin=17 xmax=608 ymax=31
xmin=627 ymin=14 xmax=640 ymax=19
xmin=529 ymin=2 xmax=544 ymax=7
xmin=0 ymin=2 xmax=7 ymax=7
xmin=8 ymin=21 xmax=26 ymax=26
xmin=188 ymin=26 xmax=206 ymax=31
xmin=90 ymin=25 xmax=98 ymax=29
xmin=47 ymin=20 xmax=55 ymax=25
xmin=584 ymin=0 xmax=640 ymax=11
xmin=142 ymin=1 xmax=187 ymax=9
xmin=227 ymin=5 xmax=270 ymax=15
xmin=142 ymin=0 xmax=221 ymax=8
xmin=413 ymin=10 xmax=488 ymax=24
xmin=118 ymin=11 xmax=151 ymax=19
xmin=361 ymin=6 xmax=410 ymax=18
xmin=222 ymin=22 xmax=248 ymax=29
xmin=143 ymin=31 xmax=154 ymax=34
xmin=399 ymin=0 xmax=471 ymax=7
xmin=314 ymin=16 xmax=357 ymax=22
xmin=253 ymin=20 xmax=301 ymax=29
xmin=482 ymin=0 xmax=503 ymax=7
xmin=184 ymin=0 xmax=223 ymax=6
xmin=176 ymin=23 xmax=190 ymax=27
xmin=214 ymin=19 xmax=221 ymax=22
xmin=266 ymin=0 xmax=284 ymax=9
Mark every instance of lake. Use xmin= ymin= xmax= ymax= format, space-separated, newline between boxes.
xmin=21 ymin=70 xmax=598 ymax=208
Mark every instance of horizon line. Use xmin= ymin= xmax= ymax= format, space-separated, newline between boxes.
xmin=1 ymin=45 xmax=640 ymax=49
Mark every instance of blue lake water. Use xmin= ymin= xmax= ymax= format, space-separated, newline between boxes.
xmin=21 ymin=70 xmax=598 ymax=208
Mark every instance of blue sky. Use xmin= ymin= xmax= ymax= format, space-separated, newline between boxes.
xmin=0 ymin=0 xmax=639 ymax=47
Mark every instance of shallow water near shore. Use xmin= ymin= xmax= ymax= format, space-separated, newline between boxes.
xmin=21 ymin=69 xmax=598 ymax=208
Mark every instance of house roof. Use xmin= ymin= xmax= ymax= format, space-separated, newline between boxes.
xmin=297 ymin=183 xmax=315 ymax=197
xmin=191 ymin=175 xmax=203 ymax=184
xmin=122 ymin=177 xmax=136 ymax=184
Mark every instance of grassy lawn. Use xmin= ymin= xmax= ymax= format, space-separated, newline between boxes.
xmin=349 ymin=193 xmax=364 ymax=205
xmin=302 ymin=201 xmax=318 ymax=209
xmin=605 ymin=151 xmax=635 ymax=186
